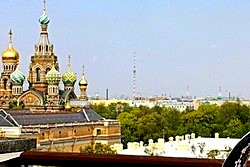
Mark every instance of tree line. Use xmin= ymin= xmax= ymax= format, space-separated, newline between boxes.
xmin=90 ymin=101 xmax=250 ymax=147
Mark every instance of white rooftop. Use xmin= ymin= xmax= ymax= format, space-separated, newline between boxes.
xmin=114 ymin=135 xmax=241 ymax=159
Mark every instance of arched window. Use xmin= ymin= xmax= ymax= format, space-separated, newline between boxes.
xmin=46 ymin=68 xmax=51 ymax=74
xmin=36 ymin=68 xmax=41 ymax=81
xmin=3 ymin=79 xmax=7 ymax=90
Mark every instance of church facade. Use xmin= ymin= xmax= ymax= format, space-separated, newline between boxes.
xmin=0 ymin=1 xmax=121 ymax=152
xmin=0 ymin=1 xmax=88 ymax=112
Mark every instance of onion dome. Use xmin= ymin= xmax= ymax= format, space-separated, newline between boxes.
xmin=2 ymin=29 xmax=19 ymax=62
xmin=62 ymin=55 xmax=77 ymax=85
xmin=10 ymin=65 xmax=25 ymax=84
xmin=79 ymin=65 xmax=88 ymax=87
xmin=45 ymin=65 xmax=61 ymax=83
xmin=39 ymin=13 xmax=50 ymax=25
xmin=39 ymin=0 xmax=50 ymax=25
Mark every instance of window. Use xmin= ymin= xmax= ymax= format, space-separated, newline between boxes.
xmin=46 ymin=68 xmax=51 ymax=74
xmin=3 ymin=79 xmax=7 ymax=90
xmin=96 ymin=129 xmax=101 ymax=135
xmin=36 ymin=68 xmax=41 ymax=81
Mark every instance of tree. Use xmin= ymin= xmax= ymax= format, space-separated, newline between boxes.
xmin=79 ymin=143 xmax=117 ymax=154
xmin=223 ymin=119 xmax=245 ymax=138
xmin=117 ymin=110 xmax=139 ymax=146
xmin=136 ymin=112 xmax=164 ymax=143
xmin=207 ymin=149 xmax=220 ymax=159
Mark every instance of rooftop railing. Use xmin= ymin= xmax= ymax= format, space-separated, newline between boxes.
xmin=5 ymin=150 xmax=227 ymax=167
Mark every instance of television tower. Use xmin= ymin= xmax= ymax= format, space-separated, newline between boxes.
xmin=133 ymin=51 xmax=136 ymax=102
xmin=218 ymin=86 xmax=222 ymax=98
xmin=186 ymin=85 xmax=190 ymax=97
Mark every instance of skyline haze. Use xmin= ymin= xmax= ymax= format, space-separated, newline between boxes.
xmin=1 ymin=0 xmax=250 ymax=99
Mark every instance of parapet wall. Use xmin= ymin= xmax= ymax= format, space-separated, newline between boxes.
xmin=0 ymin=138 xmax=36 ymax=153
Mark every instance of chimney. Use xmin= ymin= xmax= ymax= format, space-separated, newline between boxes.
xmin=106 ymin=88 xmax=109 ymax=100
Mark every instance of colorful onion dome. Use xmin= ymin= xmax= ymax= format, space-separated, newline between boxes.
xmin=62 ymin=54 xmax=77 ymax=85
xmin=2 ymin=30 xmax=19 ymax=62
xmin=39 ymin=13 xmax=50 ymax=25
xmin=10 ymin=65 xmax=25 ymax=84
xmin=62 ymin=69 xmax=77 ymax=85
xmin=39 ymin=0 xmax=50 ymax=25
xmin=45 ymin=65 xmax=61 ymax=83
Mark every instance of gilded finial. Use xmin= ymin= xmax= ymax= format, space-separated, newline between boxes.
xmin=82 ymin=65 xmax=85 ymax=75
xmin=43 ymin=0 xmax=46 ymax=14
xmin=8 ymin=29 xmax=13 ymax=48
xmin=9 ymin=29 xmax=13 ymax=43
xmin=67 ymin=54 xmax=71 ymax=69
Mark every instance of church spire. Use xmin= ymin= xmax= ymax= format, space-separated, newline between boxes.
xmin=39 ymin=0 xmax=50 ymax=25
xmin=35 ymin=0 xmax=53 ymax=56
xmin=79 ymin=65 xmax=88 ymax=100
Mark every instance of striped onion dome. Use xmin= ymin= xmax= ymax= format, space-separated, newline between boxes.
xmin=10 ymin=65 xmax=25 ymax=84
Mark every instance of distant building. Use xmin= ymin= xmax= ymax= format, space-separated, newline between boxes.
xmin=89 ymin=99 xmax=133 ymax=107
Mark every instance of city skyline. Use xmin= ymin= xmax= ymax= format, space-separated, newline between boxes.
xmin=1 ymin=0 xmax=250 ymax=99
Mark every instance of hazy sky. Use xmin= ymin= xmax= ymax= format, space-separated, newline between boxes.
xmin=1 ymin=0 xmax=250 ymax=99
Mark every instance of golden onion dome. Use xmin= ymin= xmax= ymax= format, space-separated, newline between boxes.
xmin=79 ymin=74 xmax=88 ymax=86
xmin=79 ymin=65 xmax=88 ymax=87
xmin=2 ymin=30 xmax=19 ymax=62
xmin=2 ymin=48 xmax=19 ymax=61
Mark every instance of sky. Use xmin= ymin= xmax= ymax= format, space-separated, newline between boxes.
xmin=2 ymin=0 xmax=250 ymax=99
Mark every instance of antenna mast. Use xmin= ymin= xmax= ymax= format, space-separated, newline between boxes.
xmin=218 ymin=86 xmax=222 ymax=97
xmin=186 ymin=85 xmax=190 ymax=97
xmin=133 ymin=51 xmax=136 ymax=102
